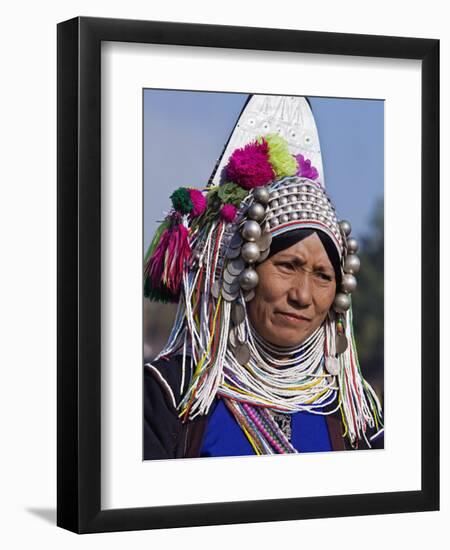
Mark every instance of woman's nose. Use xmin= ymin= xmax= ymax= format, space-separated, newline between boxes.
xmin=287 ymin=272 xmax=313 ymax=307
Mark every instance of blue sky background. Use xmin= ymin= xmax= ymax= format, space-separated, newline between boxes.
xmin=143 ymin=90 xmax=384 ymax=251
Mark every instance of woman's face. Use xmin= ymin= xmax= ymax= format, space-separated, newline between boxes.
xmin=247 ymin=232 xmax=337 ymax=347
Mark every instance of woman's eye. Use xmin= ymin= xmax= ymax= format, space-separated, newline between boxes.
xmin=277 ymin=262 xmax=294 ymax=271
xmin=316 ymin=272 xmax=333 ymax=282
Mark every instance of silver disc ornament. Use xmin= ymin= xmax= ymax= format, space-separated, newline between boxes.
xmin=256 ymin=232 xmax=272 ymax=251
xmin=235 ymin=343 xmax=251 ymax=365
xmin=231 ymin=302 xmax=246 ymax=325
xmin=221 ymin=287 xmax=239 ymax=302
xmin=257 ymin=248 xmax=270 ymax=263
xmin=223 ymin=268 xmax=238 ymax=285
xmin=336 ymin=333 xmax=348 ymax=355
xmin=244 ymin=289 xmax=256 ymax=302
xmin=227 ymin=258 xmax=245 ymax=276
xmin=227 ymin=245 xmax=241 ymax=259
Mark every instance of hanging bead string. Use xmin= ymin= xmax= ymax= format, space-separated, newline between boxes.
xmin=176 ymin=220 xmax=236 ymax=420
xmin=223 ymin=399 xmax=270 ymax=455
xmin=334 ymin=300 xmax=383 ymax=448
xmin=151 ymin=206 xmax=381 ymax=449
xmin=224 ymin=399 xmax=298 ymax=454
xmin=219 ymin=316 xmax=340 ymax=413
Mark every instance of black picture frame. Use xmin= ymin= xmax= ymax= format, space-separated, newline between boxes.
xmin=57 ymin=16 xmax=439 ymax=533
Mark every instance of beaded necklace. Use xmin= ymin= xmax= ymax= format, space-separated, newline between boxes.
xmin=219 ymin=324 xmax=340 ymax=454
xmin=219 ymin=321 xmax=340 ymax=414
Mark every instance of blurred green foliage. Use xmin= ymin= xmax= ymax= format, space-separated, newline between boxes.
xmin=351 ymin=199 xmax=384 ymax=404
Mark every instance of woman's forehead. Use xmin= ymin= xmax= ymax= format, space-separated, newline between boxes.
xmin=273 ymin=234 xmax=333 ymax=265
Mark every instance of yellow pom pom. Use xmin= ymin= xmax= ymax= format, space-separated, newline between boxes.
xmin=264 ymin=134 xmax=298 ymax=178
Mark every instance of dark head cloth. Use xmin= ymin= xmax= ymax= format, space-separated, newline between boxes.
xmin=267 ymin=228 xmax=342 ymax=285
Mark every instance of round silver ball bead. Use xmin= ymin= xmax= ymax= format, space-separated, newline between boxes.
xmin=241 ymin=242 xmax=261 ymax=263
xmin=279 ymin=214 xmax=289 ymax=223
xmin=269 ymin=217 xmax=279 ymax=227
xmin=339 ymin=220 xmax=352 ymax=236
xmin=248 ymin=203 xmax=266 ymax=222
xmin=253 ymin=187 xmax=270 ymax=205
xmin=241 ymin=220 xmax=262 ymax=242
xmin=341 ymin=273 xmax=357 ymax=293
xmin=346 ymin=237 xmax=359 ymax=254
xmin=343 ymin=254 xmax=361 ymax=274
xmin=279 ymin=196 xmax=288 ymax=206
xmin=239 ymin=268 xmax=259 ymax=290
xmin=333 ymin=293 xmax=351 ymax=313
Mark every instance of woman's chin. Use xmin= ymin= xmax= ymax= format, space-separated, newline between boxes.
xmin=264 ymin=329 xmax=311 ymax=348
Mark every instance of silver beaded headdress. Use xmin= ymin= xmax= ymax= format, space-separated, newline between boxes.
xmin=144 ymin=95 xmax=383 ymax=450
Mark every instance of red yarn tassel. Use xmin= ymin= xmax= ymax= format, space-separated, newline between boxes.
xmin=146 ymin=222 xmax=191 ymax=299
xmin=163 ymin=224 xmax=191 ymax=293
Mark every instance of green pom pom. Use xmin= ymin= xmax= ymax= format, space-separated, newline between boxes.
xmin=170 ymin=187 xmax=193 ymax=214
xmin=263 ymin=134 xmax=298 ymax=179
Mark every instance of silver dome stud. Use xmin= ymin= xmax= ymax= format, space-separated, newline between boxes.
xmin=333 ymin=293 xmax=351 ymax=313
xmin=341 ymin=273 xmax=358 ymax=293
xmin=241 ymin=242 xmax=261 ymax=263
xmin=343 ymin=254 xmax=361 ymax=274
xmin=248 ymin=203 xmax=266 ymax=222
xmin=253 ymin=187 xmax=270 ymax=205
xmin=241 ymin=220 xmax=262 ymax=242
xmin=346 ymin=237 xmax=359 ymax=254
xmin=239 ymin=268 xmax=259 ymax=290
xmin=269 ymin=217 xmax=280 ymax=227
xmin=339 ymin=220 xmax=352 ymax=236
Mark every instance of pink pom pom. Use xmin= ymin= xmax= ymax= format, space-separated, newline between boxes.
xmin=226 ymin=138 xmax=274 ymax=190
xmin=188 ymin=188 xmax=207 ymax=217
xmin=295 ymin=154 xmax=319 ymax=180
xmin=220 ymin=203 xmax=237 ymax=222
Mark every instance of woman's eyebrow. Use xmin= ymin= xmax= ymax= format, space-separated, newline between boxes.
xmin=313 ymin=262 xmax=334 ymax=273
xmin=277 ymin=256 xmax=333 ymax=270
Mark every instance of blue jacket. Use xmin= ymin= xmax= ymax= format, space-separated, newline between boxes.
xmin=143 ymin=355 xmax=383 ymax=460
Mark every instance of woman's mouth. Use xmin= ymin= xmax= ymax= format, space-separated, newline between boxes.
xmin=276 ymin=311 xmax=311 ymax=324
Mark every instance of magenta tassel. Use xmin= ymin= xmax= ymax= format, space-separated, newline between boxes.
xmin=147 ymin=227 xmax=172 ymax=287
xmin=162 ymin=224 xmax=191 ymax=293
